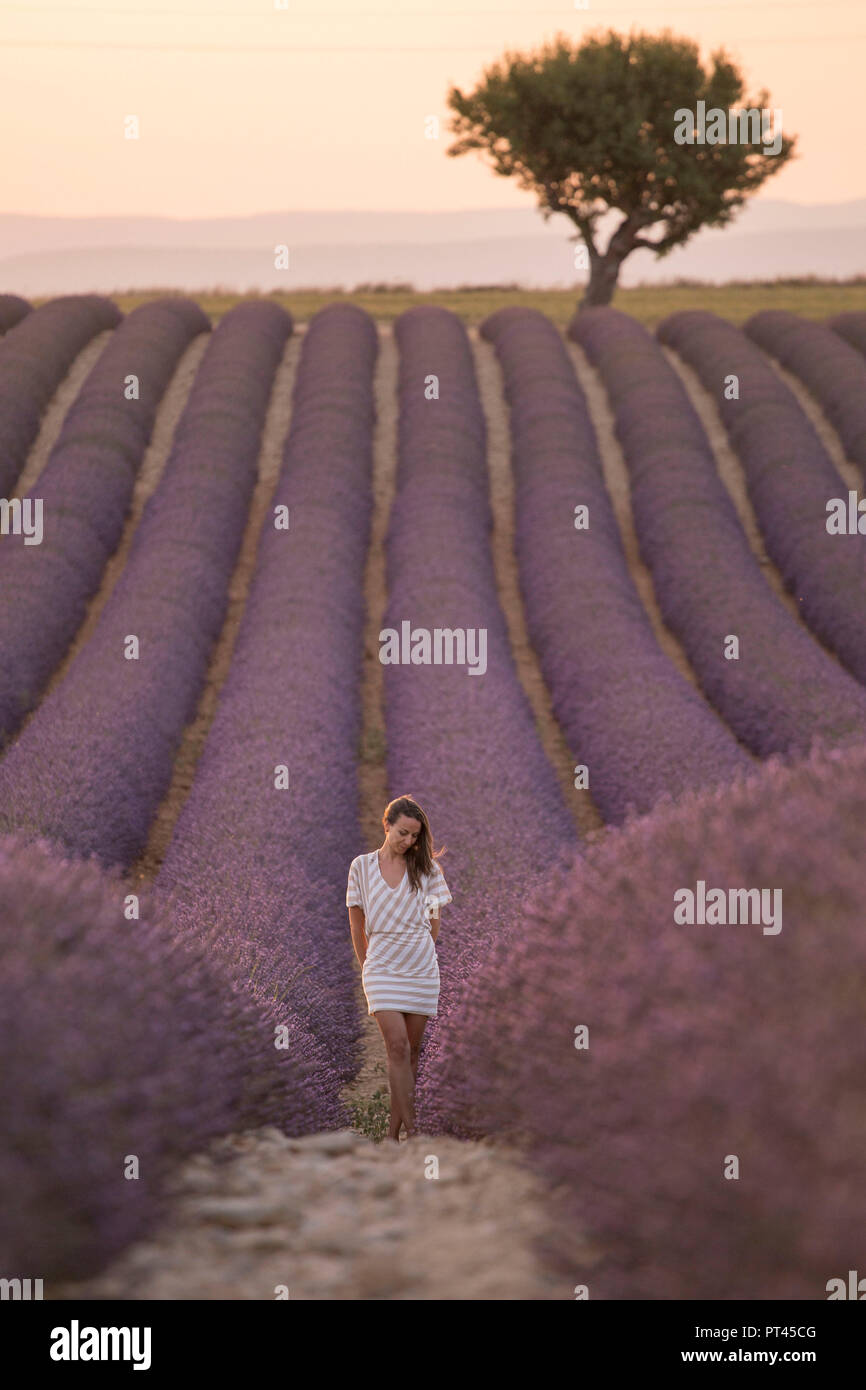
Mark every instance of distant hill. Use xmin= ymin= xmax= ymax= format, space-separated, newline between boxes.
xmin=1 ymin=202 xmax=865 ymax=294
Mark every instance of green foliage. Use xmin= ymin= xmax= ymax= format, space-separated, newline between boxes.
xmin=64 ymin=280 xmax=866 ymax=331
xmin=359 ymin=725 xmax=386 ymax=765
xmin=446 ymin=29 xmax=796 ymax=302
xmin=346 ymin=1087 xmax=392 ymax=1142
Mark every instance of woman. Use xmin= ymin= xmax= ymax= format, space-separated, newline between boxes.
xmin=346 ymin=795 xmax=451 ymax=1143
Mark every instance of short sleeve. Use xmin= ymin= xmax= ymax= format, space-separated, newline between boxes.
xmin=346 ymin=856 xmax=364 ymax=909
xmin=427 ymin=860 xmax=452 ymax=909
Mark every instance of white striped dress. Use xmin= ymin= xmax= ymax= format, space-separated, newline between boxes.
xmin=346 ymin=851 xmax=452 ymax=1017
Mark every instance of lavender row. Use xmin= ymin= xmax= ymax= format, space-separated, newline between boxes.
xmin=0 ymin=300 xmax=292 ymax=870
xmin=154 ymin=304 xmax=378 ymax=1110
xmin=484 ymin=306 xmax=750 ymax=822
xmin=0 ymin=293 xmax=30 ymax=333
xmin=828 ymin=311 xmax=866 ymax=357
xmin=432 ymin=742 xmax=866 ymax=1298
xmin=745 ymin=309 xmax=866 ymax=478
xmin=0 ymin=293 xmax=121 ymax=495
xmin=569 ymin=306 xmax=866 ymax=755
xmin=658 ymin=310 xmax=866 ymax=687
xmin=0 ymin=296 xmax=209 ymax=749
xmin=0 ymin=832 xmax=325 ymax=1280
xmin=0 ymin=304 xmax=347 ymax=1270
xmin=385 ymin=307 xmax=578 ymax=1132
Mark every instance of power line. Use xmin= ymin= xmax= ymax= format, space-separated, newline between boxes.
xmin=0 ymin=33 xmax=864 ymax=53
xmin=0 ymin=0 xmax=861 ymax=14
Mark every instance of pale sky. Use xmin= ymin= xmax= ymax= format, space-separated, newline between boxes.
xmin=2 ymin=0 xmax=864 ymax=216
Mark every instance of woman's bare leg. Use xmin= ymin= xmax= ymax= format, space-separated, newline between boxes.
xmin=403 ymin=1013 xmax=428 ymax=1093
xmin=374 ymin=1011 xmax=415 ymax=1141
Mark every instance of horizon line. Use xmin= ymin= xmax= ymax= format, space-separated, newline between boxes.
xmin=3 ymin=195 xmax=866 ymax=221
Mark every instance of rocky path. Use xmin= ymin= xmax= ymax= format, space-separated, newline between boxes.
xmin=50 ymin=942 xmax=573 ymax=1302
xmin=51 ymin=1126 xmax=569 ymax=1301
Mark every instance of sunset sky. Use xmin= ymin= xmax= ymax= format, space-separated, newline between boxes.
xmin=1 ymin=0 xmax=863 ymax=217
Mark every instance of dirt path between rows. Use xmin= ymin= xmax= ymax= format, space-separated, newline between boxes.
xmin=50 ymin=1127 xmax=569 ymax=1300
xmin=50 ymin=318 xmax=578 ymax=1301
xmin=665 ymin=345 xmax=864 ymax=682
xmin=130 ymin=329 xmax=303 ymax=882
xmin=339 ymin=325 xmax=397 ymax=1111
xmin=567 ymin=339 xmax=707 ymax=692
xmin=11 ymin=336 xmax=212 ymax=750
xmin=471 ymin=329 xmax=603 ymax=840
xmin=762 ymin=350 xmax=862 ymax=493
xmin=12 ymin=330 xmax=115 ymax=499
xmin=663 ymin=345 xmax=804 ymax=621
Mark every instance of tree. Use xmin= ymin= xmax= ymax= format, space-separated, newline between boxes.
xmin=445 ymin=29 xmax=796 ymax=309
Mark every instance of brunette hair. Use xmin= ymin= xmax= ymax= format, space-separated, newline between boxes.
xmin=383 ymin=795 xmax=445 ymax=894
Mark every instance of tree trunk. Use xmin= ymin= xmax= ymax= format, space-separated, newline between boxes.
xmin=578 ymin=252 xmax=623 ymax=310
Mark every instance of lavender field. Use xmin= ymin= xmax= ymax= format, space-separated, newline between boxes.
xmin=1 ymin=293 xmax=865 ymax=1300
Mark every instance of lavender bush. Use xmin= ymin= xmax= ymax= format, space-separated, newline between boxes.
xmin=432 ymin=741 xmax=866 ymax=1299
xmin=570 ymin=306 xmax=866 ymax=755
xmin=0 ymin=294 xmax=121 ymax=495
xmin=386 ymin=306 xmax=578 ymax=1129
xmin=0 ymin=300 xmax=292 ymax=866
xmin=155 ymin=304 xmax=378 ymax=1104
xmin=0 ymin=297 xmax=209 ymax=749
xmin=482 ymin=306 xmax=750 ymax=820
xmin=658 ymin=309 xmax=866 ymax=687
xmin=0 ymin=293 xmax=31 ymax=333
xmin=0 ymin=832 xmax=325 ymax=1280
xmin=745 ymin=310 xmax=866 ymax=479
xmin=827 ymin=310 xmax=866 ymax=357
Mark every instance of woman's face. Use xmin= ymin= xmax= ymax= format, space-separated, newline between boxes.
xmin=387 ymin=815 xmax=422 ymax=854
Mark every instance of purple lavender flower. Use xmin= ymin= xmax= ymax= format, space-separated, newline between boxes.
xmin=156 ymin=303 xmax=378 ymax=1107
xmin=0 ymin=831 xmax=325 ymax=1280
xmin=570 ymin=306 xmax=866 ymax=756
xmin=746 ymin=309 xmax=866 ymax=480
xmin=0 ymin=301 xmax=291 ymax=867
xmin=0 ymin=297 xmax=210 ymax=748
xmin=828 ymin=310 xmax=866 ymax=358
xmin=386 ymin=306 xmax=579 ymax=1130
xmin=0 ymin=293 xmax=30 ymax=334
xmin=658 ymin=309 xmax=866 ymax=687
xmin=483 ymin=305 xmax=751 ymax=819
xmin=0 ymin=294 xmax=121 ymax=495
xmin=431 ymin=739 xmax=866 ymax=1298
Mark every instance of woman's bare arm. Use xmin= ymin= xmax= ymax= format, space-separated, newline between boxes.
xmin=430 ymin=907 xmax=442 ymax=945
xmin=348 ymin=905 xmax=367 ymax=966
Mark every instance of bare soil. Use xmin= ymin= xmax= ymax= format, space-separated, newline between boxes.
xmin=665 ymin=345 xmax=862 ymax=682
xmin=12 ymin=330 xmax=115 ymax=498
xmin=567 ymin=340 xmax=706 ymax=691
xmin=762 ymin=350 xmax=862 ymax=493
xmin=130 ymin=330 xmax=303 ymax=883
xmin=471 ymin=329 xmax=603 ymax=839
xmin=50 ymin=1128 xmax=571 ymax=1301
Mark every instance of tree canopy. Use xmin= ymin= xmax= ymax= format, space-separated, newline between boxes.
xmin=446 ymin=30 xmax=796 ymax=305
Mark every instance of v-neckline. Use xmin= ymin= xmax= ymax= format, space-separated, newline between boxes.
xmin=375 ymin=851 xmax=406 ymax=893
